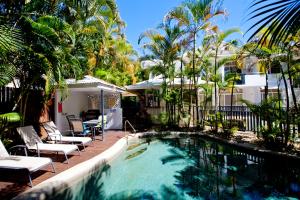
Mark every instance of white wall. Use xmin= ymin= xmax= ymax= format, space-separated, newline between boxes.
xmin=244 ymin=75 xmax=266 ymax=87
xmin=104 ymin=108 xmax=123 ymax=129
xmin=55 ymin=90 xmax=89 ymax=132
xmin=55 ymin=89 xmax=123 ymax=132
xmin=242 ymin=87 xmax=262 ymax=104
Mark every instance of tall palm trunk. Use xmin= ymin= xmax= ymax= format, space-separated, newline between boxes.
xmin=277 ymin=82 xmax=283 ymax=135
xmin=265 ymin=60 xmax=271 ymax=131
xmin=264 ymin=61 xmax=269 ymax=100
xmin=230 ymin=77 xmax=236 ymax=127
xmin=180 ymin=55 xmax=184 ymax=108
xmin=214 ymin=48 xmax=218 ymax=132
xmin=202 ymin=79 xmax=210 ymax=128
xmin=179 ymin=55 xmax=184 ymax=126
xmin=192 ymin=32 xmax=199 ymax=128
xmin=281 ymin=67 xmax=290 ymax=145
xmin=188 ymin=76 xmax=192 ymax=128
xmin=287 ymin=50 xmax=298 ymax=112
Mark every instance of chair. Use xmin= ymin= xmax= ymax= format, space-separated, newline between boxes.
xmin=68 ymin=118 xmax=92 ymax=137
xmin=93 ymin=115 xmax=107 ymax=140
xmin=66 ymin=114 xmax=76 ymax=131
xmin=0 ymin=140 xmax=55 ymax=187
xmin=42 ymin=121 xmax=92 ymax=150
xmin=16 ymin=126 xmax=80 ymax=164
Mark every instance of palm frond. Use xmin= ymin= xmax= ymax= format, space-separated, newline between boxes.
xmin=0 ymin=25 xmax=23 ymax=58
xmin=24 ymin=17 xmax=61 ymax=47
xmin=37 ymin=15 xmax=76 ymax=45
xmin=247 ymin=0 xmax=300 ymax=47
xmin=217 ymin=28 xmax=241 ymax=44
xmin=0 ymin=64 xmax=16 ymax=87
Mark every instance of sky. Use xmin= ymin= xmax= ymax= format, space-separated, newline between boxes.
xmin=116 ymin=0 xmax=254 ymax=55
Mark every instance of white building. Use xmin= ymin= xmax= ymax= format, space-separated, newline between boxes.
xmin=54 ymin=75 xmax=125 ymax=132
xmin=126 ymin=46 xmax=300 ymax=113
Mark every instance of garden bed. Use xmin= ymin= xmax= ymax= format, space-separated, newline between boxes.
xmin=141 ymin=129 xmax=300 ymax=162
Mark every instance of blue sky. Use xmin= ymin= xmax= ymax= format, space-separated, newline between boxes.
xmin=116 ymin=0 xmax=253 ymax=54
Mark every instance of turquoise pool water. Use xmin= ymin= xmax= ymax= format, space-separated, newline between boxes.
xmin=48 ymin=136 xmax=300 ymax=200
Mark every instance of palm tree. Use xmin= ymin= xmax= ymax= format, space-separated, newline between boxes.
xmin=10 ymin=15 xmax=80 ymax=124
xmin=0 ymin=25 xmax=23 ymax=86
xmin=227 ymin=54 xmax=244 ymax=128
xmin=165 ymin=0 xmax=224 ymax=128
xmin=209 ymin=28 xmax=240 ymax=106
xmin=208 ymin=28 xmax=240 ymax=132
xmin=279 ymin=35 xmax=300 ymax=113
xmin=138 ymin=22 xmax=184 ymax=126
xmin=247 ymin=0 xmax=300 ymax=47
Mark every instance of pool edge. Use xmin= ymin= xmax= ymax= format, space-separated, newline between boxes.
xmin=13 ymin=135 xmax=137 ymax=200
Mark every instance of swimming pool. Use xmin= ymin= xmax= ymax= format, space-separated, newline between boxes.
xmin=18 ymin=135 xmax=300 ymax=199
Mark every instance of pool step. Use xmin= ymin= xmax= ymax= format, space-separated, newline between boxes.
xmin=126 ymin=142 xmax=147 ymax=151
xmin=125 ymin=147 xmax=147 ymax=160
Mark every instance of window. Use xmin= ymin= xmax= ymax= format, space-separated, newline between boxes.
xmin=219 ymin=89 xmax=243 ymax=106
xmin=224 ymin=62 xmax=242 ymax=74
xmin=224 ymin=63 xmax=243 ymax=84
xmin=269 ymin=61 xmax=281 ymax=74
xmin=260 ymin=89 xmax=279 ymax=100
xmin=293 ymin=76 xmax=300 ymax=88
xmin=145 ymin=90 xmax=160 ymax=108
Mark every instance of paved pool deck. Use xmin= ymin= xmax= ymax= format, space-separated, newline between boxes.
xmin=0 ymin=131 xmax=127 ymax=200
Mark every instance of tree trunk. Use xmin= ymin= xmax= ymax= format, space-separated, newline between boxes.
xmin=287 ymin=50 xmax=298 ymax=112
xmin=230 ymin=78 xmax=235 ymax=127
xmin=192 ymin=32 xmax=199 ymax=128
xmin=281 ymin=67 xmax=290 ymax=146
xmin=264 ymin=67 xmax=269 ymax=100
xmin=214 ymin=48 xmax=218 ymax=132
xmin=265 ymin=61 xmax=271 ymax=132
xmin=180 ymin=56 xmax=184 ymax=110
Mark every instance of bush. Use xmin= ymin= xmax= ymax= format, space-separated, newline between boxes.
xmin=222 ymin=119 xmax=245 ymax=131
xmin=260 ymin=126 xmax=284 ymax=150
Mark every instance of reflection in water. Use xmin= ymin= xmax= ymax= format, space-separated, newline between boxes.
xmin=21 ymin=137 xmax=300 ymax=200
xmin=161 ymin=137 xmax=300 ymax=199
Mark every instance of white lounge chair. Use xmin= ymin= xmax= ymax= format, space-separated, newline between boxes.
xmin=0 ymin=140 xmax=55 ymax=187
xmin=16 ymin=126 xmax=80 ymax=164
xmin=42 ymin=121 xmax=92 ymax=150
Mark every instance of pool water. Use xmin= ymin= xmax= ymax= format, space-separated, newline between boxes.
xmin=52 ymin=136 xmax=300 ymax=200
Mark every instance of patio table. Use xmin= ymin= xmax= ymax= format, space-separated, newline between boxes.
xmin=83 ymin=119 xmax=104 ymax=141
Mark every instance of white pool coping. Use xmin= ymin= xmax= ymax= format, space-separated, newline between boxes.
xmin=14 ymin=135 xmax=138 ymax=200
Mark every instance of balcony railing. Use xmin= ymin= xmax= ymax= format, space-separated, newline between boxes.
xmin=224 ymin=73 xmax=245 ymax=85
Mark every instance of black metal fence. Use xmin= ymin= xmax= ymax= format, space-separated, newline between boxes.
xmin=0 ymin=87 xmax=14 ymax=113
xmin=198 ymin=106 xmax=300 ymax=137
xmin=148 ymin=105 xmax=299 ymax=136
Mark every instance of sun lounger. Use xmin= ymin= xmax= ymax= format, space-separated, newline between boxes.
xmin=0 ymin=140 xmax=55 ymax=187
xmin=42 ymin=121 xmax=92 ymax=150
xmin=16 ymin=126 xmax=80 ymax=164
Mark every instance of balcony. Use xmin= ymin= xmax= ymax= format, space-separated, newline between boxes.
xmin=224 ymin=73 xmax=245 ymax=85
xmin=224 ymin=72 xmax=283 ymax=87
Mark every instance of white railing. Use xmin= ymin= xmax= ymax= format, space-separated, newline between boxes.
xmin=124 ymin=120 xmax=136 ymax=134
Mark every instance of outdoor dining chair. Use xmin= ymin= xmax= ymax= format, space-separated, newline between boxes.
xmin=66 ymin=114 xmax=76 ymax=131
xmin=42 ymin=121 xmax=92 ymax=150
xmin=16 ymin=126 xmax=80 ymax=164
xmin=68 ymin=118 xmax=92 ymax=137
xmin=0 ymin=139 xmax=55 ymax=187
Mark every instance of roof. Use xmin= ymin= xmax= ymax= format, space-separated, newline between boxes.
xmin=126 ymin=77 xmax=210 ymax=90
xmin=65 ymin=75 xmax=125 ymax=93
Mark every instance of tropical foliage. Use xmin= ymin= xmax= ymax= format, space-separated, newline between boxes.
xmin=0 ymin=0 xmax=140 ymax=127
xmin=248 ymin=0 xmax=300 ymax=47
xmin=136 ymin=0 xmax=300 ymax=149
xmin=1 ymin=0 xmax=300 ymax=150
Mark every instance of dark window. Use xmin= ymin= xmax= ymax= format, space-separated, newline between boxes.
xmin=269 ymin=62 xmax=281 ymax=74
xmin=224 ymin=63 xmax=244 ymax=85
xmin=145 ymin=90 xmax=160 ymax=108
